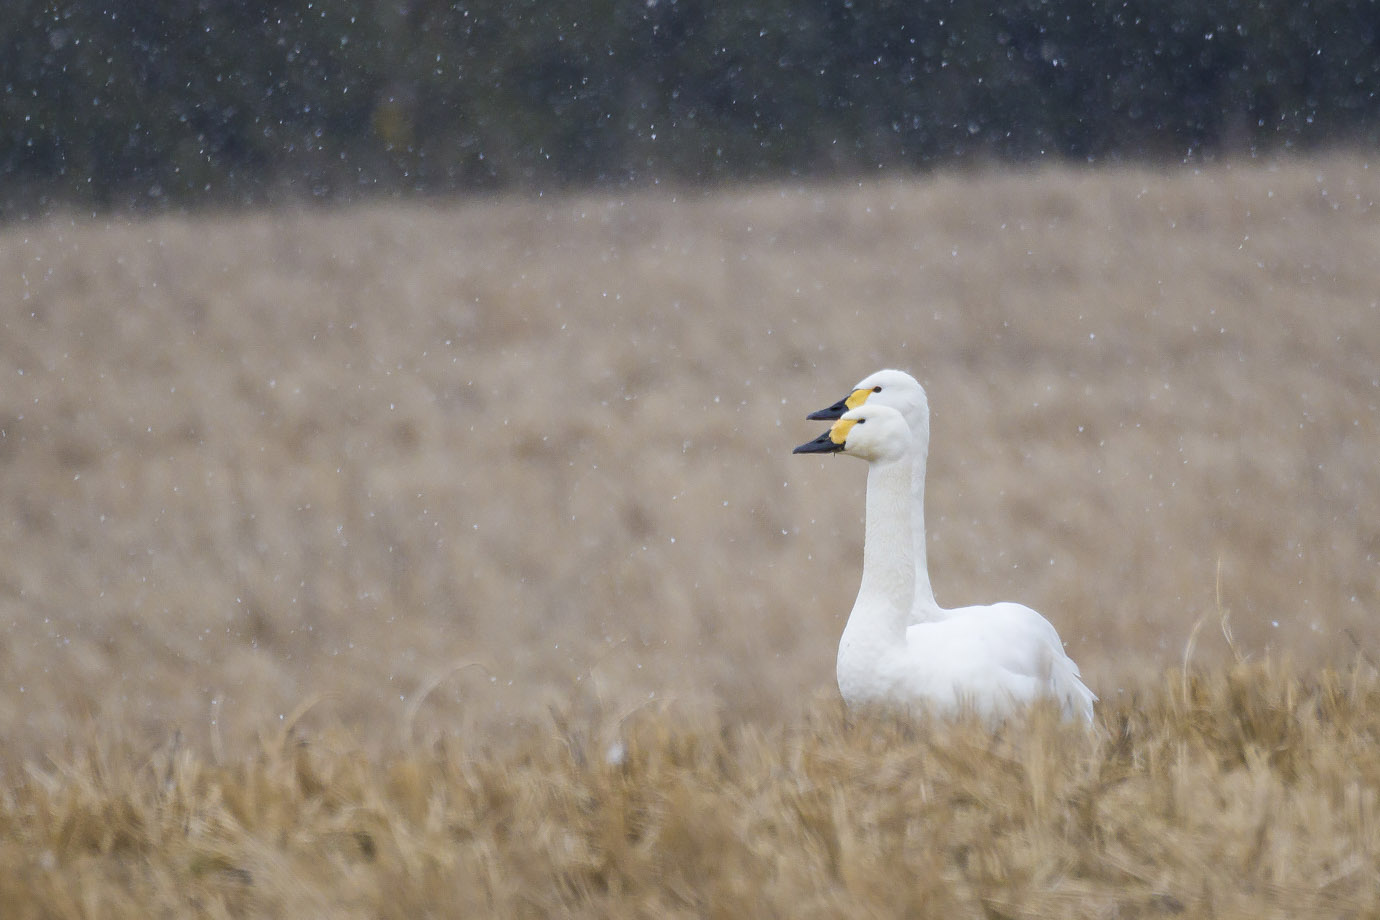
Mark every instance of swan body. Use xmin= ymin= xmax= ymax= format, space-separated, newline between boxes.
xmin=798 ymin=374 xmax=1095 ymax=722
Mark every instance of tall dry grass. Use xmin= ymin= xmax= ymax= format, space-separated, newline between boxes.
xmin=3 ymin=663 xmax=1379 ymax=917
xmin=0 ymin=155 xmax=1378 ymax=914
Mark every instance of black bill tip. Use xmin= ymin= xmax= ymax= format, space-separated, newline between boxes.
xmin=805 ymin=397 xmax=849 ymax=421
xmin=793 ymin=430 xmax=843 ymax=454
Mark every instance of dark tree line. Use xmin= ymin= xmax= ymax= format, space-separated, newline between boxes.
xmin=4 ymin=0 xmax=1378 ymax=215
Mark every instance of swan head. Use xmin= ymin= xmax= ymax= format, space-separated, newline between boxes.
xmin=805 ymin=369 xmax=929 ymax=440
xmin=793 ymin=404 xmax=911 ymax=463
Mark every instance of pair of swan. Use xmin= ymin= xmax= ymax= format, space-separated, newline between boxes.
xmin=795 ymin=369 xmax=1095 ymax=722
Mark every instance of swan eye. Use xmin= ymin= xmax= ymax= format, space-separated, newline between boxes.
xmin=872 ymin=386 xmax=882 ymax=393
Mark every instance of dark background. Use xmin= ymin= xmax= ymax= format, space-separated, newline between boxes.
xmin=4 ymin=0 xmax=1378 ymax=216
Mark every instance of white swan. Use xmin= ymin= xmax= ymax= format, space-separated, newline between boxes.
xmin=807 ymin=369 xmax=939 ymax=611
xmin=796 ymin=384 xmax=1095 ymax=721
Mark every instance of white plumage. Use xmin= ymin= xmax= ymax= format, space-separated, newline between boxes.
xmin=795 ymin=374 xmax=1095 ymax=722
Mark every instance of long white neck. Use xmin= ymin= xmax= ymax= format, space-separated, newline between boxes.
xmin=909 ymin=435 xmax=938 ymax=611
xmin=837 ymin=454 xmax=916 ymax=705
xmin=849 ymin=456 xmax=915 ymax=639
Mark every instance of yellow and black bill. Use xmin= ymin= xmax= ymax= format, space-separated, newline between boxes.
xmin=805 ymin=386 xmax=875 ymax=421
xmin=792 ymin=417 xmax=858 ymax=454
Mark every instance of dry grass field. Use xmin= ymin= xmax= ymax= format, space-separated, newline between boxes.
xmin=1 ymin=155 xmax=1378 ymax=915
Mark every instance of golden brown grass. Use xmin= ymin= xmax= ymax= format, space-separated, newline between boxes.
xmin=3 ymin=663 xmax=1379 ymax=917
xmin=1 ymin=154 xmax=1379 ymax=914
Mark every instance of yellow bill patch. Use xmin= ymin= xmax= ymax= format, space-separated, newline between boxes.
xmin=843 ymin=387 xmax=872 ymax=410
xmin=828 ymin=417 xmax=858 ymax=444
